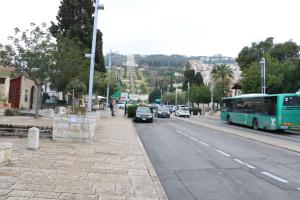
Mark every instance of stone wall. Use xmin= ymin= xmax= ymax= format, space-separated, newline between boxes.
xmin=53 ymin=112 xmax=99 ymax=142
xmin=0 ymin=143 xmax=12 ymax=166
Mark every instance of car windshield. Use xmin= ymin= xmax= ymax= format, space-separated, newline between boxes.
xmin=158 ymin=107 xmax=168 ymax=111
xmin=137 ymin=107 xmax=151 ymax=113
xmin=181 ymin=107 xmax=189 ymax=111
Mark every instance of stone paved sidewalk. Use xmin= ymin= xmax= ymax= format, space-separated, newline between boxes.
xmin=0 ymin=111 xmax=167 ymax=200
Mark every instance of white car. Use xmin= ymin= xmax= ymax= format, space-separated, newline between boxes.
xmin=175 ymin=107 xmax=190 ymax=117
xmin=117 ymin=103 xmax=125 ymax=109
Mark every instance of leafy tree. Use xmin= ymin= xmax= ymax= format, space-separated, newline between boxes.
xmin=240 ymin=63 xmax=261 ymax=93
xmin=148 ymin=89 xmax=161 ymax=103
xmin=237 ymin=37 xmax=300 ymax=94
xmin=211 ymin=64 xmax=233 ymax=97
xmin=50 ymin=36 xmax=89 ymax=92
xmin=6 ymin=23 xmax=55 ymax=117
xmin=182 ymin=61 xmax=203 ymax=90
xmin=0 ymin=44 xmax=14 ymax=66
xmin=66 ymin=80 xmax=87 ymax=114
xmin=162 ymin=93 xmax=176 ymax=105
xmin=67 ymin=80 xmax=87 ymax=98
xmin=50 ymin=0 xmax=105 ymax=72
xmin=211 ymin=81 xmax=230 ymax=110
xmin=140 ymin=83 xmax=147 ymax=94
xmin=194 ymin=72 xmax=203 ymax=86
xmin=190 ymin=85 xmax=211 ymax=108
xmin=270 ymin=41 xmax=299 ymax=62
xmin=236 ymin=37 xmax=274 ymax=70
xmin=93 ymin=71 xmax=117 ymax=97
xmin=177 ymin=92 xmax=187 ymax=105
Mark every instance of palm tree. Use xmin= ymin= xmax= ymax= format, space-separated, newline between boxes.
xmin=211 ymin=64 xmax=234 ymax=97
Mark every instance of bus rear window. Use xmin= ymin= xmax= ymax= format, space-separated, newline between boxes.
xmin=283 ymin=96 xmax=300 ymax=106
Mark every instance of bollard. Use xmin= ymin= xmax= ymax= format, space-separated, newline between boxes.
xmin=28 ymin=127 xmax=39 ymax=150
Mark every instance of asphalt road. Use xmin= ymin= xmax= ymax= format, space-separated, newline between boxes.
xmin=190 ymin=116 xmax=300 ymax=144
xmin=134 ymin=117 xmax=300 ymax=200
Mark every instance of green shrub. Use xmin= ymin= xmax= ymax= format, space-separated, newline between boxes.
xmin=127 ymin=104 xmax=138 ymax=118
xmin=190 ymin=107 xmax=202 ymax=115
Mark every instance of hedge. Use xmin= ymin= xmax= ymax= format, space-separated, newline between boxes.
xmin=190 ymin=107 xmax=202 ymax=115
xmin=127 ymin=104 xmax=139 ymax=118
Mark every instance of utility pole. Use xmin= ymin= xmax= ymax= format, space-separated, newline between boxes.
xmin=210 ymin=82 xmax=214 ymax=112
xmin=86 ymin=0 xmax=104 ymax=111
xmin=259 ymin=58 xmax=266 ymax=94
xmin=106 ymin=49 xmax=112 ymax=107
xmin=175 ymin=88 xmax=178 ymax=106
xmin=160 ymin=89 xmax=163 ymax=105
xmin=187 ymin=81 xmax=190 ymax=106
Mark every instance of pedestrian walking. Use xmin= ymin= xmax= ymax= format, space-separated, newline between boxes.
xmin=109 ymin=100 xmax=114 ymax=116
xmin=124 ymin=102 xmax=127 ymax=116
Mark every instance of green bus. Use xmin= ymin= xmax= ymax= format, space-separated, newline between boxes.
xmin=220 ymin=93 xmax=300 ymax=130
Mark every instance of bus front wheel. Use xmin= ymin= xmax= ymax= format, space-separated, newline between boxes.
xmin=253 ymin=119 xmax=259 ymax=130
xmin=227 ymin=116 xmax=232 ymax=124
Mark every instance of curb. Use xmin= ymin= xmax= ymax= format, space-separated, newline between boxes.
xmin=131 ymin=122 xmax=169 ymax=200
xmin=175 ymin=117 xmax=300 ymax=153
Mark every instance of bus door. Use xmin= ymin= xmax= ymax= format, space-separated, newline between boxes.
xmin=281 ymin=96 xmax=300 ymax=130
xmin=235 ymin=99 xmax=247 ymax=125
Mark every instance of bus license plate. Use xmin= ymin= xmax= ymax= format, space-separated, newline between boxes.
xmin=142 ymin=118 xmax=146 ymax=121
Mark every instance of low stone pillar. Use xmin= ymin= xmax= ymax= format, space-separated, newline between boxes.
xmin=0 ymin=143 xmax=12 ymax=166
xmin=28 ymin=127 xmax=39 ymax=150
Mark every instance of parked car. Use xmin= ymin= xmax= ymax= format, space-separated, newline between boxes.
xmin=133 ymin=106 xmax=153 ymax=123
xmin=156 ymin=106 xmax=170 ymax=118
xmin=175 ymin=107 xmax=190 ymax=117
xmin=164 ymin=105 xmax=174 ymax=113
xmin=117 ymin=102 xmax=125 ymax=109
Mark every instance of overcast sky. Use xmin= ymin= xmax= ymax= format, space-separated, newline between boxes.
xmin=1 ymin=0 xmax=300 ymax=58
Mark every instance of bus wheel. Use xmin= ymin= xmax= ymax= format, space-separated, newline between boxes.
xmin=227 ymin=116 xmax=232 ymax=124
xmin=253 ymin=119 xmax=259 ymax=130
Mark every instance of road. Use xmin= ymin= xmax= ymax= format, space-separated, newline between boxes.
xmin=188 ymin=115 xmax=300 ymax=144
xmin=134 ymin=116 xmax=300 ymax=200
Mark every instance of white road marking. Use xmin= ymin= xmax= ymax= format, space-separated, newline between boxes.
xmin=198 ymin=141 xmax=210 ymax=147
xmin=234 ymin=159 xmax=244 ymax=165
xmin=261 ymin=172 xmax=289 ymax=183
xmin=190 ymin=137 xmax=197 ymax=141
xmin=244 ymin=163 xmax=256 ymax=169
xmin=297 ymin=188 xmax=300 ymax=191
xmin=216 ymin=150 xmax=231 ymax=157
xmin=176 ymin=130 xmax=189 ymax=137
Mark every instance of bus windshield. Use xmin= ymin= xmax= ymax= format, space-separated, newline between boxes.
xmin=283 ymin=96 xmax=300 ymax=106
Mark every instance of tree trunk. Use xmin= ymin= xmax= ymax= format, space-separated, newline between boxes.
xmin=34 ymin=84 xmax=41 ymax=118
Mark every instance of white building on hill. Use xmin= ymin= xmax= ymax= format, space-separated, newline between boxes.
xmin=125 ymin=54 xmax=138 ymax=68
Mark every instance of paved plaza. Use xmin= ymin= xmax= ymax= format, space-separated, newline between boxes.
xmin=0 ymin=111 xmax=167 ymax=200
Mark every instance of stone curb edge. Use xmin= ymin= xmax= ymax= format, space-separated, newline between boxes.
xmin=175 ymin=117 xmax=300 ymax=154
xmin=131 ymin=123 xmax=169 ymax=200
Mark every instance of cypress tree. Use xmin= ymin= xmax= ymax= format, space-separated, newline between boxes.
xmin=50 ymin=0 xmax=105 ymax=72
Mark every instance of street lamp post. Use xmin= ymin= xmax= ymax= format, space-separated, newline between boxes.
xmin=160 ymin=89 xmax=163 ymax=105
xmin=187 ymin=81 xmax=190 ymax=106
xmin=86 ymin=0 xmax=104 ymax=111
xmin=210 ymin=82 xmax=214 ymax=112
xmin=175 ymin=88 xmax=178 ymax=106
xmin=106 ymin=49 xmax=112 ymax=107
xmin=259 ymin=58 xmax=266 ymax=94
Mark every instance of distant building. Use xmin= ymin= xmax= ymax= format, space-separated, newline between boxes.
xmin=0 ymin=66 xmax=14 ymax=103
xmin=125 ymin=54 xmax=138 ymax=68
xmin=189 ymin=60 xmax=242 ymax=96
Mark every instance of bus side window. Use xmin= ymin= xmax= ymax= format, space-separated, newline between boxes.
xmin=264 ymin=97 xmax=277 ymax=116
